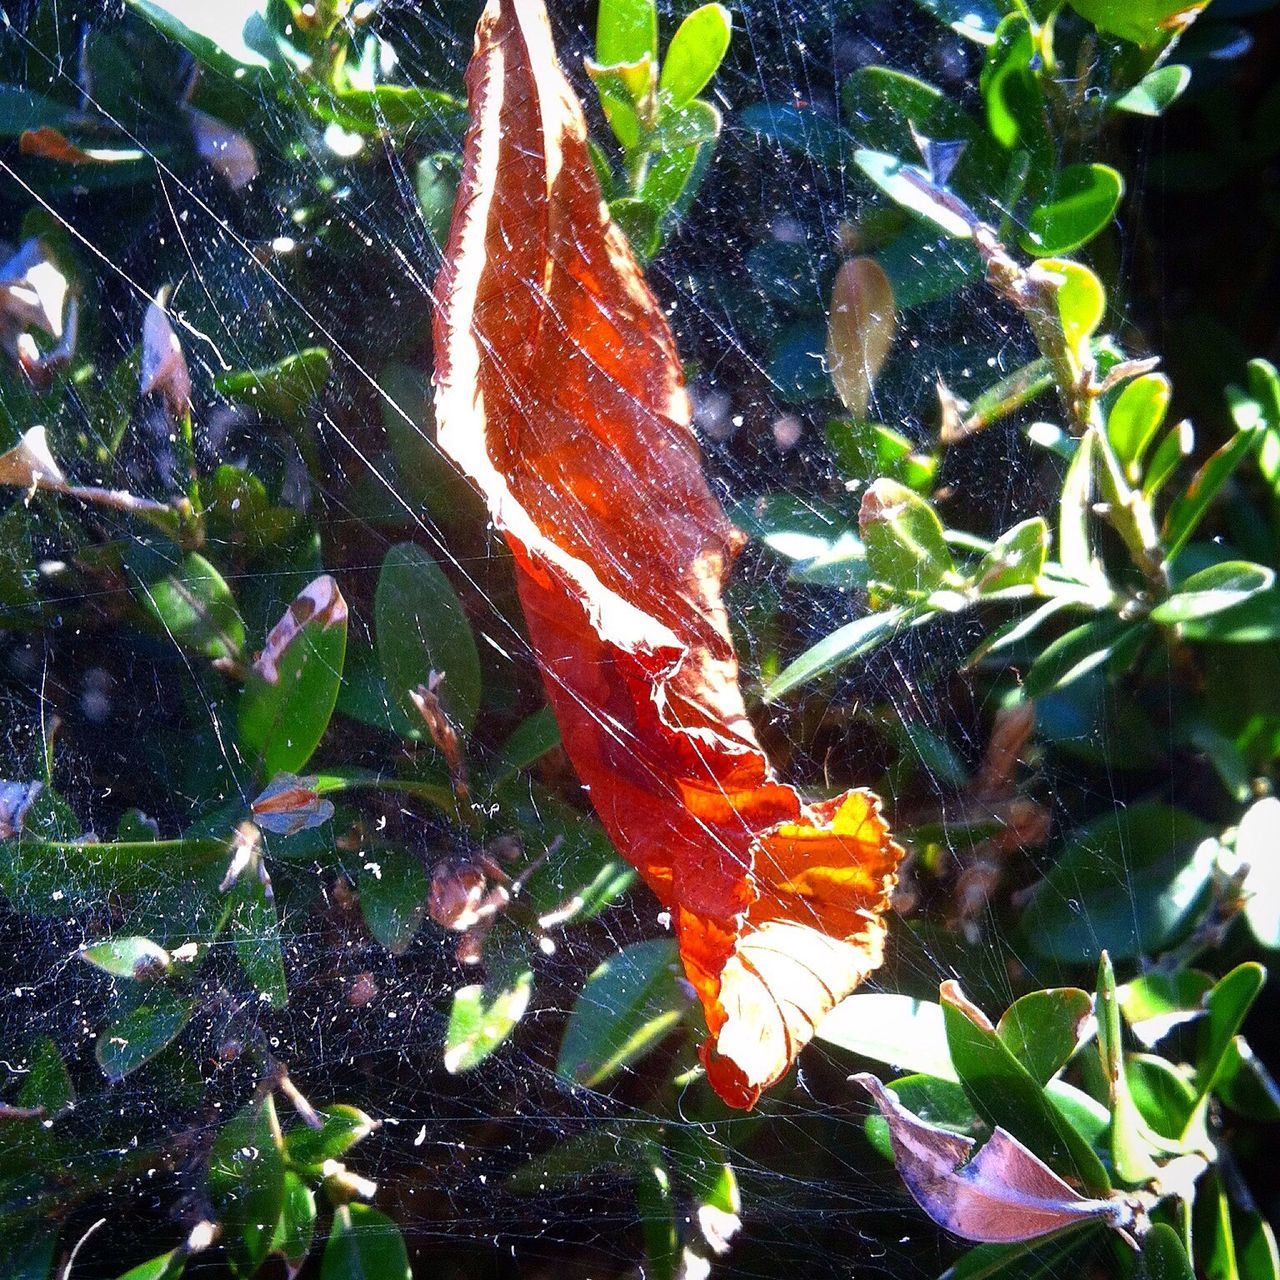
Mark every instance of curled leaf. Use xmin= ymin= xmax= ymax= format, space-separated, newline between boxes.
xmin=854 ymin=1073 xmax=1133 ymax=1243
xmin=827 ymin=257 xmax=896 ymax=418
xmin=0 ymin=780 xmax=43 ymax=839
xmin=252 ymin=575 xmax=347 ymax=685
xmin=19 ymin=126 xmax=144 ymax=164
xmin=433 ymin=0 xmax=902 ymax=1108
xmin=0 ymin=426 xmax=67 ymax=490
xmin=187 ymin=107 xmax=258 ymax=190
xmin=0 ymin=239 xmax=70 ymax=339
xmin=251 ymin=773 xmax=335 ymax=836
xmin=140 ymin=290 xmax=192 ymax=416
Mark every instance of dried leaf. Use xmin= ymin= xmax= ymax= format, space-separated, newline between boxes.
xmin=252 ymin=575 xmax=348 ymax=684
xmin=251 ymin=773 xmax=335 ymax=836
xmin=433 ymin=0 xmax=902 ymax=1108
xmin=140 ymin=290 xmax=192 ymax=416
xmin=0 ymin=426 xmax=67 ymax=490
xmin=0 ymin=780 xmax=43 ymax=839
xmin=853 ymin=1074 xmax=1133 ymax=1243
xmin=0 ymin=239 xmax=70 ymax=339
xmin=19 ymin=126 xmax=144 ymax=164
xmin=826 ymin=257 xmax=896 ymax=418
xmin=187 ymin=107 xmax=258 ymax=190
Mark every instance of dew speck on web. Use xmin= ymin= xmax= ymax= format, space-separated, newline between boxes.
xmin=0 ymin=0 xmax=1277 ymax=1277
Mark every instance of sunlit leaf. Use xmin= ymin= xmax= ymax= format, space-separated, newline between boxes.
xmin=995 ymin=988 xmax=1091 ymax=1086
xmin=1152 ymin=561 xmax=1275 ymax=625
xmin=1114 ymin=65 xmax=1191 ymax=117
xmin=818 ymin=993 xmax=957 ymax=1080
xmin=1107 ymin=372 xmax=1171 ymax=480
xmin=285 ymin=1105 xmax=376 ymax=1170
xmin=827 ymin=257 xmax=896 ymax=419
xmin=444 ymin=964 xmax=535 ymax=1073
xmin=1021 ymin=164 xmax=1124 ymax=257
xmin=137 ymin=552 xmax=246 ymax=664
xmin=79 ymin=935 xmax=171 ymax=980
xmin=659 ymin=5 xmax=732 ymax=108
xmin=320 ymin=1205 xmax=410 ymax=1280
xmin=1067 ymin=0 xmax=1209 ymax=47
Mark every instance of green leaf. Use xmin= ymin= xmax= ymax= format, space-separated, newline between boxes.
xmin=1177 ymin=588 xmax=1280 ymax=644
xmin=0 ymin=85 xmax=73 ymax=136
xmin=1022 ymin=616 xmax=1140 ymax=698
xmin=640 ymin=100 xmax=720 ymax=222
xmin=738 ymin=104 xmax=847 ymax=167
xmin=17 ymin=1035 xmax=74 ymax=1116
xmin=1119 ymin=969 xmax=1213 ymax=1047
xmin=1143 ymin=419 xmax=1194 ymax=499
xmin=204 ymin=466 xmax=299 ymax=553
xmin=941 ymin=988 xmax=1111 ymax=1191
xmin=305 ymin=85 xmax=466 ymax=136
xmin=1067 ymin=0 xmax=1209 ymax=47
xmin=939 ymin=1230 xmax=1102 ymax=1280
xmin=596 ymin=0 xmax=658 ymax=65
xmin=209 ymin=1096 xmax=286 ymax=1276
xmin=95 ymin=990 xmax=195 ymax=1080
xmin=1162 ymin=424 xmax=1264 ymax=561
xmin=229 ymin=872 xmax=288 ymax=1008
xmin=485 ymin=706 xmax=561 ymax=788
xmin=855 ymin=149 xmax=976 ymax=238
xmin=1043 ymin=258 xmax=1107 ymax=355
xmin=767 ymin=317 xmax=831 ymax=403
xmin=115 ymin=1251 xmax=184 ymax=1280
xmin=1126 ymin=1053 xmax=1199 ymax=1142
xmin=763 ymin=605 xmax=914 ymax=701
xmin=1239 ymin=797 xmax=1280 ymax=948
xmin=320 ymin=1205 xmax=410 ymax=1280
xmin=415 ymin=151 xmax=460 ymax=250
xmin=1141 ymin=1224 xmax=1195 ymax=1280
xmin=1107 ymin=372 xmax=1171 ymax=480
xmin=980 ymin=15 xmax=1041 ymax=151
xmin=1021 ymin=804 xmax=1216 ymax=961
xmin=79 ymin=935 xmax=171 ymax=980
xmin=818 ymin=994 xmax=957 ymax=1080
xmin=239 ymin=575 xmax=349 ymax=777
xmin=270 ymin=1171 xmax=316 ymax=1274
xmin=1216 ymin=1036 xmax=1280 ymax=1122
xmin=1058 ymin=429 xmax=1096 ymax=584
xmin=124 ymin=0 xmax=278 ymax=74
xmin=137 ymin=552 xmax=245 ymax=663
xmin=556 ymin=938 xmax=690 ymax=1088
xmin=974 ymin=518 xmax=1049 ymax=593
xmin=861 ymin=477 xmax=956 ymax=595
xmin=611 ymin=195 xmax=664 ymax=260
xmin=1114 ymin=65 xmax=1192 ymax=117
xmin=659 ymin=5 xmax=731 ymax=108
xmin=443 ymin=965 xmax=535 ymax=1073
xmin=358 ymin=848 xmax=430 ymax=955
xmin=375 ymin=543 xmax=480 ymax=736
xmin=1021 ymin=164 xmax=1124 ymax=257
xmin=1195 ymin=962 xmax=1267 ymax=1104
xmin=215 ymin=347 xmax=332 ymax=423
xmin=1095 ymin=953 xmax=1157 ymax=1184
xmin=1152 ymin=561 xmax=1275 ymax=625
xmin=995 ymin=988 xmax=1091 ymax=1086
xmin=285 ymin=1105 xmax=376 ymax=1169
xmin=906 ymin=0 xmax=1003 ymax=44
xmin=1237 ymin=1210 xmax=1280 ymax=1280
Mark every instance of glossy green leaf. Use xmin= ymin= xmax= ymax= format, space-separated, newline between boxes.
xmin=1107 ymin=373 xmax=1171 ymax=479
xmin=842 ymin=67 xmax=982 ymax=172
xmin=1194 ymin=962 xmax=1267 ymax=1104
xmin=659 ymin=5 xmax=731 ymax=107
xmin=285 ymin=1105 xmax=376 ymax=1169
xmin=1162 ymin=424 xmax=1264 ymax=560
xmin=138 ymin=552 xmax=245 ymax=663
xmin=640 ymin=100 xmax=720 ymax=218
xmin=1022 ymin=165 xmax=1124 ymax=257
xmin=305 ymin=85 xmax=466 ymax=135
xmin=270 ymin=1171 xmax=316 ymax=1274
xmin=1126 ymin=1053 xmax=1199 ymax=1142
xmin=942 ymin=988 xmax=1111 ymax=1191
xmin=556 ymin=938 xmax=689 ymax=1088
xmin=818 ymin=994 xmax=957 ymax=1080
xmin=1119 ymin=969 xmax=1213 ymax=1047
xmin=320 ymin=1205 xmax=410 ymax=1280
xmin=611 ymin=195 xmax=664 ymax=260
xmin=444 ymin=965 xmax=534 ymax=1074
xmin=238 ymin=575 xmax=349 ymax=778
xmin=17 ymin=1035 xmax=74 ymax=1116
xmin=79 ymin=934 xmax=171 ymax=979
xmin=939 ymin=1230 xmax=1103 ymax=1280
xmin=1237 ymin=1210 xmax=1280 ymax=1280
xmin=1068 ymin=0 xmax=1209 ymax=47
xmin=1095 ymin=954 xmax=1157 ymax=1183
xmin=208 ymin=1096 xmax=286 ymax=1276
xmin=1152 ymin=561 xmax=1275 ymax=625
xmin=204 ymin=466 xmax=299 ymax=553
xmin=124 ymin=0 xmax=277 ymax=74
xmin=906 ymin=0 xmax=1003 ymax=44
xmin=229 ymin=872 xmax=287 ymax=1008
xmin=1143 ymin=418 xmax=1194 ymax=499
xmin=764 ymin=605 xmax=914 ymax=701
xmin=1021 ymin=804 xmax=1215 ymax=961
xmin=95 ymin=990 xmax=195 ymax=1080
xmin=980 ymin=15 xmax=1043 ymax=153
xmin=485 ymin=706 xmax=561 ymax=789
xmin=738 ymin=104 xmax=848 ymax=166
xmin=116 ymin=1251 xmax=184 ymax=1280
xmin=1114 ymin=65 xmax=1191 ymax=116
xmin=974 ymin=518 xmax=1049 ymax=593
xmin=1042 ymin=258 xmax=1107 ymax=355
xmin=1022 ymin=615 xmax=1139 ymax=698
xmin=1177 ymin=588 xmax=1280 ymax=644
xmin=1239 ymin=797 xmax=1280 ymax=948
xmin=597 ymin=0 xmax=658 ymax=65
xmin=1140 ymin=1223 xmax=1195 ymax=1280
xmin=861 ymin=478 xmax=956 ymax=595
xmin=358 ymin=848 xmax=430 ymax=955
xmin=215 ymin=348 xmax=332 ymax=424
xmin=855 ymin=149 xmax=976 ymax=238
xmin=1058 ymin=429 xmax=1096 ymax=583
xmin=995 ymin=988 xmax=1091 ymax=1086
xmin=1216 ymin=1036 xmax=1280 ymax=1121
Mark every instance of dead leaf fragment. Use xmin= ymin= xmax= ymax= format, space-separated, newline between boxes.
xmin=187 ymin=108 xmax=259 ymax=190
xmin=19 ymin=126 xmax=144 ymax=165
xmin=0 ymin=426 xmax=67 ymax=490
xmin=827 ymin=256 xmax=896 ymax=418
xmin=433 ymin=0 xmax=902 ymax=1108
xmin=251 ymin=773 xmax=335 ymax=836
xmin=140 ymin=290 xmax=192 ymax=417
xmin=253 ymin=575 xmax=348 ymax=684
xmin=854 ymin=1073 xmax=1134 ymax=1243
xmin=0 ymin=780 xmax=43 ymax=840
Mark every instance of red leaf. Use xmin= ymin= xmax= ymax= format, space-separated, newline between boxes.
xmin=432 ymin=0 xmax=902 ymax=1108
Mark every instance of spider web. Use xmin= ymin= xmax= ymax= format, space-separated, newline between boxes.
xmin=0 ymin=1 xmax=1257 ymax=1277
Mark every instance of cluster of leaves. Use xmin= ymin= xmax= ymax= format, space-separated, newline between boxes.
xmin=0 ymin=0 xmax=1277 ymax=1278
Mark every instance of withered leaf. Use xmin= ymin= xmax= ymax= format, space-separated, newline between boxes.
xmin=827 ymin=256 xmax=896 ymax=419
xmin=854 ymin=1074 xmax=1133 ymax=1243
xmin=433 ymin=0 xmax=902 ymax=1108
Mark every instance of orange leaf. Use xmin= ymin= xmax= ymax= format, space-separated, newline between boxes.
xmin=432 ymin=0 xmax=902 ymax=1109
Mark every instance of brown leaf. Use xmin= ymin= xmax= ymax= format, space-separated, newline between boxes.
xmin=252 ymin=575 xmax=347 ymax=684
xmin=0 ymin=427 xmax=67 ymax=490
xmin=854 ymin=1073 xmax=1133 ymax=1243
xmin=432 ymin=0 xmax=902 ymax=1108
xmin=19 ymin=126 xmax=143 ymax=165
xmin=251 ymin=773 xmax=334 ymax=836
xmin=827 ymin=257 xmax=896 ymax=418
